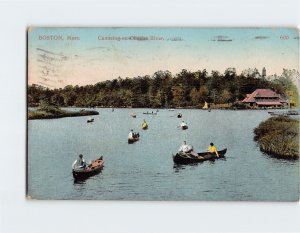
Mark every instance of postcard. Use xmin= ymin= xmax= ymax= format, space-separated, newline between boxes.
xmin=27 ymin=27 xmax=299 ymax=201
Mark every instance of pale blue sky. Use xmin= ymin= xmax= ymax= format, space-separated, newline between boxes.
xmin=28 ymin=27 xmax=299 ymax=88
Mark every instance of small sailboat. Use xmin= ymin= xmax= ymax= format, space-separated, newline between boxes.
xmin=202 ymin=101 xmax=208 ymax=110
xmin=142 ymin=120 xmax=148 ymax=130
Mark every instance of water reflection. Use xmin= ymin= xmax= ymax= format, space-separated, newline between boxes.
xmin=173 ymin=163 xmax=201 ymax=172
xmin=73 ymin=179 xmax=86 ymax=185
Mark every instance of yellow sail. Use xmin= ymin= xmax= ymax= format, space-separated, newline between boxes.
xmin=203 ymin=101 xmax=208 ymax=109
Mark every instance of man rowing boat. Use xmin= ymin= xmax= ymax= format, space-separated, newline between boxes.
xmin=178 ymin=141 xmax=198 ymax=157
xmin=180 ymin=121 xmax=187 ymax=128
xmin=128 ymin=130 xmax=134 ymax=140
xmin=72 ymin=154 xmax=87 ymax=169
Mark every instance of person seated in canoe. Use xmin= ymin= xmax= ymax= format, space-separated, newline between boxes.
xmin=179 ymin=141 xmax=198 ymax=157
xmin=179 ymin=141 xmax=189 ymax=153
xmin=180 ymin=121 xmax=187 ymax=127
xmin=128 ymin=129 xmax=134 ymax=140
xmin=207 ymin=143 xmax=219 ymax=158
xmin=142 ymin=119 xmax=148 ymax=129
xmin=72 ymin=154 xmax=87 ymax=169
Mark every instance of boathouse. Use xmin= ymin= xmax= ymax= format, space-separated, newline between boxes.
xmin=242 ymin=89 xmax=288 ymax=108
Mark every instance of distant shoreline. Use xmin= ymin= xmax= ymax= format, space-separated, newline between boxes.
xmin=44 ymin=105 xmax=296 ymax=110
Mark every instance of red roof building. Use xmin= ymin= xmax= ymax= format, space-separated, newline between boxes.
xmin=242 ymin=89 xmax=288 ymax=108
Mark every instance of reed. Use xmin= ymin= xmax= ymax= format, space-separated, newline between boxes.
xmin=28 ymin=106 xmax=99 ymax=120
xmin=254 ymin=116 xmax=299 ymax=159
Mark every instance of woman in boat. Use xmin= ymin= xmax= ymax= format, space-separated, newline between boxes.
xmin=72 ymin=154 xmax=87 ymax=169
xmin=207 ymin=143 xmax=219 ymax=158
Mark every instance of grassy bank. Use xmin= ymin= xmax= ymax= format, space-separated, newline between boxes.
xmin=254 ymin=116 xmax=299 ymax=159
xmin=28 ymin=106 xmax=99 ymax=120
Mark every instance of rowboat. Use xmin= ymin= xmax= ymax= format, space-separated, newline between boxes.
xmin=87 ymin=117 xmax=94 ymax=123
xmin=287 ymin=110 xmax=299 ymax=115
xmin=181 ymin=125 xmax=188 ymax=130
xmin=173 ymin=148 xmax=227 ymax=165
xmin=128 ymin=133 xmax=139 ymax=144
xmin=268 ymin=110 xmax=299 ymax=116
xmin=72 ymin=156 xmax=104 ymax=179
xmin=143 ymin=112 xmax=157 ymax=115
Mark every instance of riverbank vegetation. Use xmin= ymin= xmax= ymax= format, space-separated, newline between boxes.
xmin=28 ymin=68 xmax=298 ymax=108
xmin=28 ymin=105 xmax=99 ymax=120
xmin=254 ymin=116 xmax=299 ymax=159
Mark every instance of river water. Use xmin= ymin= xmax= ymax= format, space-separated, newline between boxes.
xmin=27 ymin=108 xmax=299 ymax=201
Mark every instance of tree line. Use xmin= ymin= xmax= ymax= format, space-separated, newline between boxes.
xmin=28 ymin=68 xmax=299 ymax=108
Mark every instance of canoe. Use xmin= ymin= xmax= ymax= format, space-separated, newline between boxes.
xmin=143 ymin=112 xmax=157 ymax=115
xmin=287 ymin=110 xmax=299 ymax=115
xmin=181 ymin=125 xmax=188 ymax=130
xmin=173 ymin=148 xmax=227 ymax=165
xmin=72 ymin=156 xmax=104 ymax=179
xmin=128 ymin=133 xmax=139 ymax=144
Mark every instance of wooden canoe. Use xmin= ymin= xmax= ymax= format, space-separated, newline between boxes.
xmin=173 ymin=148 xmax=227 ymax=165
xmin=128 ymin=133 xmax=139 ymax=144
xmin=72 ymin=156 xmax=104 ymax=179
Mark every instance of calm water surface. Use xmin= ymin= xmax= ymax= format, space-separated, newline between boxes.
xmin=28 ymin=109 xmax=299 ymax=200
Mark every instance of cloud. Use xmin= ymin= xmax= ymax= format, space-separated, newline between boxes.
xmin=210 ymin=35 xmax=233 ymax=42
xmin=254 ymin=36 xmax=269 ymax=40
xmin=86 ymin=46 xmax=111 ymax=51
xmin=36 ymin=48 xmax=65 ymax=57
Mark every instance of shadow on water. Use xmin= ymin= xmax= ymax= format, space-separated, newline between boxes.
xmin=173 ymin=162 xmax=207 ymax=172
xmin=173 ymin=157 xmax=228 ymax=172
xmin=73 ymin=178 xmax=87 ymax=185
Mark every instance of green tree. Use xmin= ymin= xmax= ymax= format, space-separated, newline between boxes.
xmin=172 ymin=85 xmax=185 ymax=107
